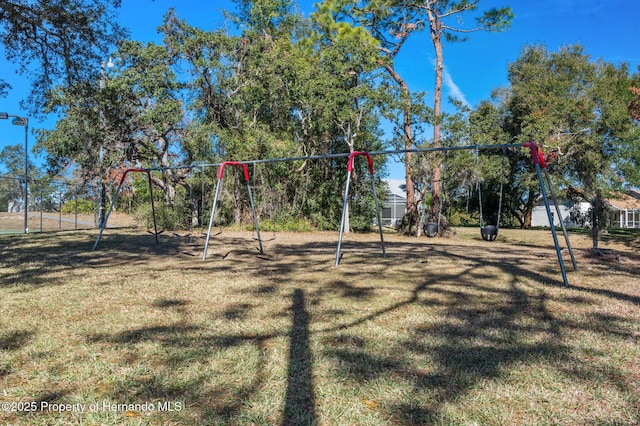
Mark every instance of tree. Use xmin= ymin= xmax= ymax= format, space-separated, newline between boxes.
xmin=422 ymin=1 xmax=512 ymax=227
xmin=0 ymin=0 xmax=126 ymax=113
xmin=36 ymin=37 xmax=196 ymax=227
xmin=503 ymin=45 xmax=640 ymax=247
xmin=163 ymin=1 xmax=387 ymax=230
xmin=626 ymin=84 xmax=640 ymax=184
xmin=0 ymin=143 xmax=42 ymax=212
xmin=314 ymin=0 xmax=427 ymax=234
xmin=313 ymin=0 xmax=512 ymax=234
xmin=630 ymin=87 xmax=640 ymax=121
xmin=105 ymin=41 xmax=188 ymax=202
xmin=0 ymin=145 xmax=26 ymax=210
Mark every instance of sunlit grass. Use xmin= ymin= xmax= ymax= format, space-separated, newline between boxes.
xmin=0 ymin=227 xmax=638 ymax=425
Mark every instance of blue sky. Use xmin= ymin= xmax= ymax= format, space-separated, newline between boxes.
xmin=1 ymin=0 xmax=638 ymax=179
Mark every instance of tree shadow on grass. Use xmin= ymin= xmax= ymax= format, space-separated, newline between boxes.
xmin=321 ymin=268 xmax=638 ymax=424
xmin=2 ymin=230 xmax=639 ymax=423
xmin=84 ymin=289 xmax=318 ymax=425
xmin=87 ymin=322 xmax=277 ymax=423
xmin=0 ymin=228 xmax=577 ymax=290
xmin=0 ymin=231 xmax=163 ymax=289
xmin=0 ymin=330 xmax=33 ymax=351
xmin=282 ymin=289 xmax=316 ymax=425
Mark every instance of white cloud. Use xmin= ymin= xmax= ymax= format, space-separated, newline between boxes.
xmin=442 ymin=65 xmax=470 ymax=107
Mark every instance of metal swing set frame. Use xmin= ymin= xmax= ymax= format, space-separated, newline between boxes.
xmin=93 ymin=141 xmax=577 ymax=286
xmin=202 ymin=161 xmax=263 ymax=260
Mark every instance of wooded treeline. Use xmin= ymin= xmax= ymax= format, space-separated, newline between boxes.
xmin=1 ymin=0 xmax=639 ymax=243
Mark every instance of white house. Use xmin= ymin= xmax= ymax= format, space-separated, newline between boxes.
xmin=7 ymin=199 xmax=24 ymax=213
xmin=382 ymin=179 xmax=406 ymax=226
xmin=531 ymin=190 xmax=640 ymax=228
xmin=531 ymin=199 xmax=589 ymax=228
xmin=607 ymin=190 xmax=640 ymax=228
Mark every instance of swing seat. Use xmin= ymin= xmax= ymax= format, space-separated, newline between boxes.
xmin=252 ymin=235 xmax=276 ymax=242
xmin=424 ymin=222 xmax=438 ymax=238
xmin=481 ymin=225 xmax=499 ymax=241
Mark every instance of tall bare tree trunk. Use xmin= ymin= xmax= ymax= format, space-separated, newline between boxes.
xmin=384 ymin=64 xmax=418 ymax=234
xmin=427 ymin=4 xmax=443 ymax=227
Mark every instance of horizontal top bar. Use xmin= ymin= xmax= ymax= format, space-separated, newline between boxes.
xmin=145 ymin=142 xmax=526 ymax=173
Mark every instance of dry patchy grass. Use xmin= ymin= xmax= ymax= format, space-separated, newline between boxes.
xmin=0 ymin=227 xmax=638 ymax=425
xmin=0 ymin=212 xmax=134 ymax=233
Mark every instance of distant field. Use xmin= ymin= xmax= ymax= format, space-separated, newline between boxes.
xmin=0 ymin=227 xmax=638 ymax=425
xmin=0 ymin=212 xmax=135 ymax=233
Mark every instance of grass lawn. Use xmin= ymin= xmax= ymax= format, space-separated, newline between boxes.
xmin=0 ymin=227 xmax=638 ymax=425
xmin=0 ymin=212 xmax=135 ymax=234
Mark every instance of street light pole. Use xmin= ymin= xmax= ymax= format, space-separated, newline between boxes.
xmin=98 ymin=56 xmax=114 ymax=227
xmin=0 ymin=112 xmax=29 ymax=233
xmin=19 ymin=117 xmax=28 ymax=233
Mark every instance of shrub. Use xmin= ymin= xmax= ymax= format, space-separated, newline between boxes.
xmin=61 ymin=199 xmax=95 ymax=214
xmin=448 ymin=211 xmax=476 ymax=226
xmin=259 ymin=217 xmax=315 ymax=232
xmin=134 ymin=202 xmax=188 ymax=231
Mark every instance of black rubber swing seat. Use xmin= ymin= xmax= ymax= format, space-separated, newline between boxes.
xmin=424 ymin=222 xmax=438 ymax=238
xmin=480 ymin=225 xmax=499 ymax=241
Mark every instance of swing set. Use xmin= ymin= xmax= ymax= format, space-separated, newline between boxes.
xmin=476 ymin=148 xmax=507 ymax=242
xmin=202 ymin=161 xmax=263 ymax=260
xmin=93 ymin=141 xmax=577 ymax=286
xmin=92 ymin=168 xmax=159 ymax=251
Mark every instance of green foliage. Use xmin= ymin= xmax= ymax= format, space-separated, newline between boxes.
xmin=314 ymin=0 xmax=513 ymax=234
xmin=0 ymin=176 xmax=22 ymax=208
xmin=157 ymin=1 xmax=389 ymax=231
xmin=133 ymin=201 xmax=188 ymax=231
xmin=0 ymin=0 xmax=127 ymax=114
xmin=259 ymin=217 xmax=315 ymax=232
xmin=467 ymin=43 xmax=640 ymax=243
xmin=518 ymin=48 xmax=638 ymax=172
xmin=61 ymin=199 xmax=95 ymax=214
xmin=448 ymin=211 xmax=475 ymax=227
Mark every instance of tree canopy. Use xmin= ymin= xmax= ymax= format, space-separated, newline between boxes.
xmin=0 ymin=0 xmax=127 ymax=112
xmin=3 ymin=0 xmax=639 ymax=240
xmin=313 ymin=0 xmax=513 ymax=234
xmin=33 ymin=0 xmax=389 ymax=230
xmin=474 ymin=44 xmax=640 ymax=246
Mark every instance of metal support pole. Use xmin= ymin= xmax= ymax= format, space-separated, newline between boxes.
xmin=75 ymin=185 xmax=78 ymax=230
xmin=535 ymin=164 xmax=568 ymax=286
xmin=98 ymin=147 xmax=105 ymax=228
xmin=526 ymin=142 xmax=569 ymax=287
xmin=246 ymin=181 xmax=263 ymax=254
xmin=94 ymin=176 xmax=126 ymax=250
xmin=93 ymin=169 xmax=158 ymax=250
xmin=202 ymin=178 xmax=222 ymax=260
xmin=542 ymin=168 xmax=578 ymax=271
xmin=146 ymin=172 xmax=159 ymax=246
xmin=59 ymin=190 xmax=62 ymax=229
xmin=1 ymin=114 xmax=30 ymax=233
xmin=336 ymin=151 xmax=385 ymax=266
xmin=23 ymin=119 xmax=28 ymax=233
xmin=201 ymin=166 xmax=205 ymax=228
xmin=202 ymin=161 xmax=263 ymax=260
xmin=335 ymin=171 xmax=352 ymax=267
xmin=370 ymin=170 xmax=386 ymax=258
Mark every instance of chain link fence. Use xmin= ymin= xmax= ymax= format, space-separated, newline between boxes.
xmin=0 ymin=174 xmax=134 ymax=234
